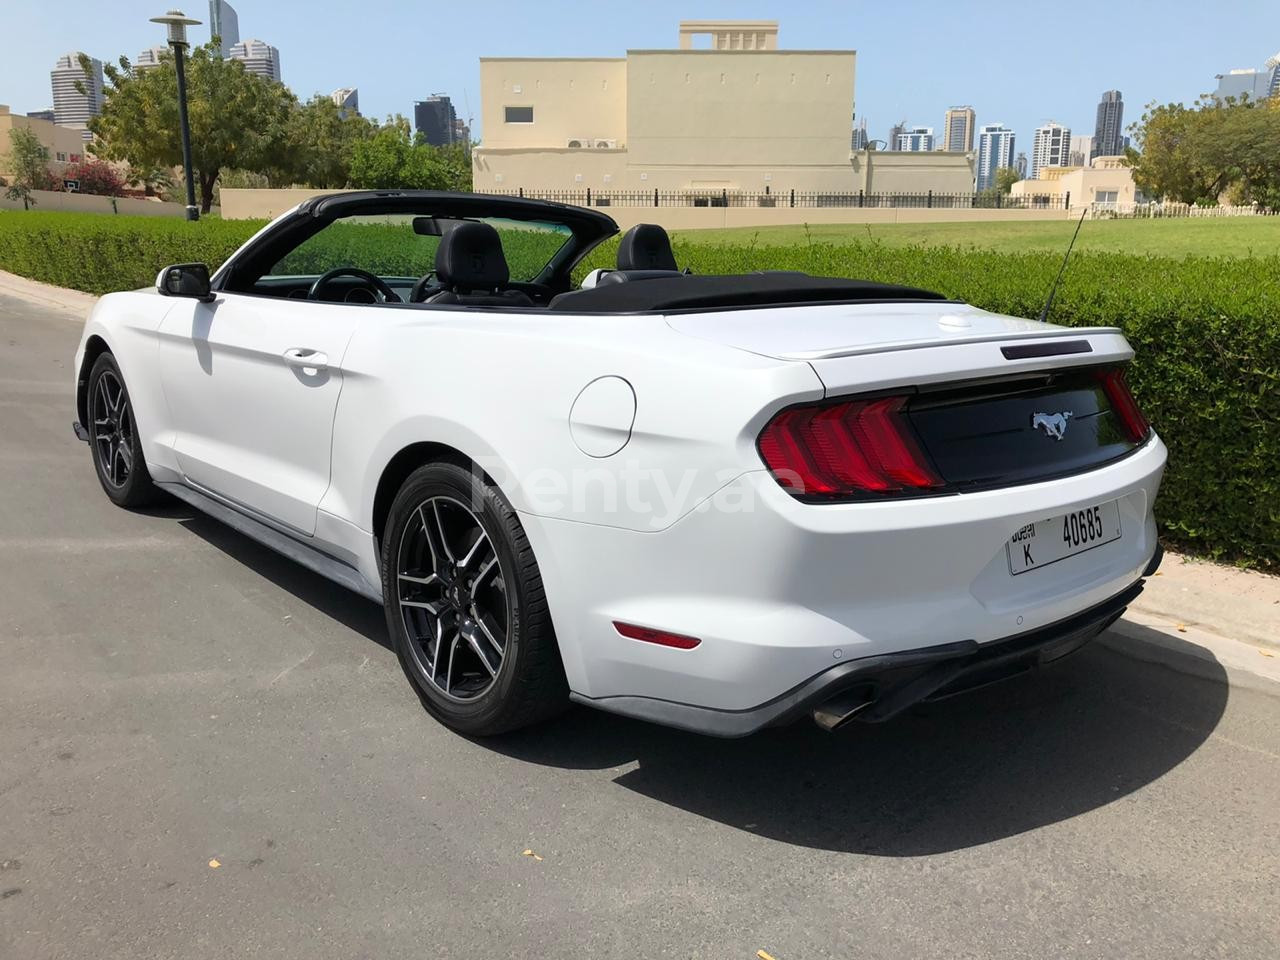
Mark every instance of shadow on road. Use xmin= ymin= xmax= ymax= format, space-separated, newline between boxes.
xmin=489 ymin=632 xmax=1228 ymax=856
xmin=177 ymin=511 xmax=391 ymax=650
xmin=164 ymin=503 xmax=1229 ymax=856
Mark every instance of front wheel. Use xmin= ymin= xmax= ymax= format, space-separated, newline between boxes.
xmin=87 ymin=353 xmax=160 ymax=508
xmin=380 ymin=461 xmax=568 ymax=735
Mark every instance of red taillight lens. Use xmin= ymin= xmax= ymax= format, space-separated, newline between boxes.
xmin=613 ymin=621 xmax=701 ymax=650
xmin=757 ymin=395 xmax=942 ymax=499
xmin=1096 ymin=368 xmax=1150 ymax=443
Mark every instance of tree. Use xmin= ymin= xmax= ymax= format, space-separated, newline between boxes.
xmin=1126 ymin=95 xmax=1280 ymax=208
xmin=126 ymin=162 xmax=175 ymax=199
xmin=349 ymin=117 xmax=473 ymax=192
xmin=87 ymin=44 xmax=295 ymax=212
xmin=4 ymin=126 xmax=54 ymax=209
xmin=994 ymin=166 xmax=1022 ymax=195
xmin=271 ymin=95 xmax=375 ymax=188
xmin=62 ymin=157 xmax=126 ymax=197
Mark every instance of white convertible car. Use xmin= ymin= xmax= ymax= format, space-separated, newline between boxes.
xmin=72 ymin=191 xmax=1166 ymax=736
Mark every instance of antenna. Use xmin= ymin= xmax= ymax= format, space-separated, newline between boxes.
xmin=1038 ymin=206 xmax=1089 ymax=324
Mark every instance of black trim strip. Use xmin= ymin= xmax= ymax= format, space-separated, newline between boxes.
xmin=1002 ymin=339 xmax=1093 ymax=360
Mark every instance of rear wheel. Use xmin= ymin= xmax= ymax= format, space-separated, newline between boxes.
xmin=87 ymin=353 xmax=160 ymax=508
xmin=381 ymin=461 xmax=568 ymax=735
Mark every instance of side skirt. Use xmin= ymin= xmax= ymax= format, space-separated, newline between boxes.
xmin=157 ymin=481 xmax=383 ymax=604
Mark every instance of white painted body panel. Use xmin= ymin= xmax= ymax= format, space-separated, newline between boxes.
xmin=75 ymin=286 xmax=1166 ymax=719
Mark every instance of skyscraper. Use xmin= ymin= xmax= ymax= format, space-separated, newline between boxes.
xmin=850 ymin=117 xmax=868 ymax=150
xmin=209 ymin=0 xmax=240 ymax=58
xmin=976 ymin=123 xmax=1015 ymax=192
xmin=943 ymin=106 xmax=976 ymax=152
xmin=1014 ymin=152 xmax=1028 ymax=179
xmin=135 ymin=46 xmax=169 ymax=71
xmin=1092 ymin=90 xmax=1125 ymax=159
xmin=1068 ymin=135 xmax=1093 ymax=167
xmin=331 ymin=88 xmax=360 ymax=117
xmin=415 ymin=95 xmax=458 ymax=146
xmin=1030 ymin=122 xmax=1070 ymax=178
xmin=50 ymin=52 xmax=104 ymax=142
xmin=1213 ymin=52 xmax=1280 ymax=102
xmin=895 ymin=126 xmax=935 ymax=151
xmin=229 ymin=39 xmax=281 ymax=82
xmin=888 ymin=121 xmax=906 ymax=149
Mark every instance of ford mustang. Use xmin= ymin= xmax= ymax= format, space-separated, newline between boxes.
xmin=72 ymin=190 xmax=1166 ymax=736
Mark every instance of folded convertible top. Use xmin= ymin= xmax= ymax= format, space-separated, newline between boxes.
xmin=548 ymin=273 xmax=949 ymax=314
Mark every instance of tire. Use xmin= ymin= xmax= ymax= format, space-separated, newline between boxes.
xmin=86 ymin=352 xmax=161 ymax=508
xmin=381 ymin=461 xmax=569 ymax=735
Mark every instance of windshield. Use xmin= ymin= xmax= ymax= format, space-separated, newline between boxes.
xmin=268 ymin=214 xmax=574 ymax=282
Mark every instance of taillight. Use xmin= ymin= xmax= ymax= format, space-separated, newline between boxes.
xmin=1096 ymin=368 xmax=1150 ymax=443
xmin=757 ymin=395 xmax=943 ymax=500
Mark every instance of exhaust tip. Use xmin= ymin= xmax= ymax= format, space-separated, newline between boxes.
xmin=811 ymin=686 xmax=875 ymax=732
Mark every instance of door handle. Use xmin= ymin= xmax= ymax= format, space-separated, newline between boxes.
xmin=282 ymin=348 xmax=328 ymax=371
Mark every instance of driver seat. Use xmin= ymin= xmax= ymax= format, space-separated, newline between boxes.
xmin=426 ymin=222 xmax=534 ymax=308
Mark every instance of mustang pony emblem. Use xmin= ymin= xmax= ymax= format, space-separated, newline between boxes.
xmin=1031 ymin=411 xmax=1073 ymax=440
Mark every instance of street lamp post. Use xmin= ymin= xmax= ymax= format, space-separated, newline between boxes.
xmin=150 ymin=9 xmax=202 ymax=221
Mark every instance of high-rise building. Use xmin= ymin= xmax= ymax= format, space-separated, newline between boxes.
xmin=209 ymin=0 xmax=240 ymax=58
xmin=229 ymin=39 xmax=281 ymax=82
xmin=1014 ymin=152 xmax=1028 ymax=179
xmin=895 ymin=125 xmax=934 ymax=151
xmin=135 ymin=46 xmax=169 ymax=71
xmin=1068 ymin=135 xmax=1093 ymax=167
xmin=453 ymin=117 xmax=471 ymax=146
xmin=331 ymin=87 xmax=359 ymax=117
xmin=1092 ymin=90 xmax=1125 ymax=159
xmin=850 ymin=117 xmax=868 ymax=150
xmin=50 ymin=52 xmax=103 ymax=142
xmin=415 ymin=95 xmax=458 ymax=146
xmin=26 ymin=108 xmax=56 ymax=122
xmin=976 ymin=123 xmax=1015 ymax=191
xmin=1213 ymin=51 xmax=1280 ymax=102
xmin=887 ymin=120 xmax=906 ymax=149
xmin=942 ymin=106 xmax=975 ymax=152
xmin=1030 ymin=121 xmax=1070 ymax=178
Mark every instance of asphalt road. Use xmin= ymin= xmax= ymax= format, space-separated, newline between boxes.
xmin=2 ymin=292 xmax=1278 ymax=959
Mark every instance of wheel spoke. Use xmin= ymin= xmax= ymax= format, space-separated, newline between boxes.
xmin=397 ymin=572 xmax=440 ymax=586
xmin=444 ymin=630 xmax=460 ymax=694
xmin=463 ymin=628 xmax=497 ymax=676
xmin=108 ymin=442 xmax=120 ymax=485
xmin=474 ymin=612 xmax=505 ymax=657
xmin=473 ymin=556 xmax=499 ymax=591
xmin=431 ymin=501 xmax=456 ymax=564
xmin=416 ymin=504 xmax=442 ymax=573
xmin=399 ymin=598 xmax=446 ymax=614
xmin=459 ymin=530 xmax=490 ymax=571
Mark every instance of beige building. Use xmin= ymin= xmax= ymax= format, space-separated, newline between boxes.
xmin=1009 ymin=155 xmax=1139 ymax=209
xmin=0 ymin=104 xmax=89 ymax=182
xmin=473 ymin=20 xmax=973 ymax=197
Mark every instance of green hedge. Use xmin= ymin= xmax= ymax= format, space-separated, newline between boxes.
xmin=2 ymin=210 xmax=1276 ymax=569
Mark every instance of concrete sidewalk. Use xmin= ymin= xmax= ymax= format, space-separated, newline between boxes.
xmin=3 ymin=267 xmax=1277 ymax=683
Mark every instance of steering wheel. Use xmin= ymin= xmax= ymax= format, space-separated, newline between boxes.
xmin=409 ymin=270 xmax=439 ymax=303
xmin=307 ymin=267 xmax=401 ymax=303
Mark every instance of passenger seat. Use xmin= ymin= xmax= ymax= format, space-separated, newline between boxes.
xmin=427 ymin=221 xmax=535 ymax=307
xmin=598 ymin=224 xmax=686 ymax=285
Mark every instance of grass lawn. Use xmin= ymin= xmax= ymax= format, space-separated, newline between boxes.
xmin=676 ymin=216 xmax=1280 ymax=258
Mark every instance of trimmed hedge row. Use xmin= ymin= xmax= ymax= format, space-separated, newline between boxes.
xmin=2 ymin=210 xmax=1276 ymax=568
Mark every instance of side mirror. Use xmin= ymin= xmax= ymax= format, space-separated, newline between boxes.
xmin=156 ymin=263 xmax=214 ymax=302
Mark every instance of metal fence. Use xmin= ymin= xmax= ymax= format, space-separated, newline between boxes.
xmin=1088 ymin=202 xmax=1277 ymax=219
xmin=489 ymin=188 xmax=1073 ymax=211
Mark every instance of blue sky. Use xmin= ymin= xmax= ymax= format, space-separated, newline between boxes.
xmin=4 ymin=0 xmax=1278 ymax=151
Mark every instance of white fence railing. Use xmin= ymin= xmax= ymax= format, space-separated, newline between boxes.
xmin=1088 ymin=201 xmax=1276 ymax=219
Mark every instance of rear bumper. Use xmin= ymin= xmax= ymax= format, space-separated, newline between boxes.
xmin=573 ymin=551 xmax=1159 ymax=737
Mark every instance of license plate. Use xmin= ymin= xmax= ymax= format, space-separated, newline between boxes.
xmin=1007 ymin=500 xmax=1122 ymax=575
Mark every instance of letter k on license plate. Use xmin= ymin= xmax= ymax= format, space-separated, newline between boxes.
xmin=1007 ymin=500 xmax=1122 ymax=575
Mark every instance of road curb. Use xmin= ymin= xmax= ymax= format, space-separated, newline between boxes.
xmin=0 ymin=269 xmax=98 ymax=318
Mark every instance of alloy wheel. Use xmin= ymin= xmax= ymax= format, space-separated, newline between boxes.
xmin=91 ymin=369 xmax=134 ymax=488
xmin=396 ymin=496 xmax=510 ymax=702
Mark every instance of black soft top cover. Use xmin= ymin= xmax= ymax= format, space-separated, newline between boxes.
xmin=549 ymin=273 xmax=948 ymax=313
